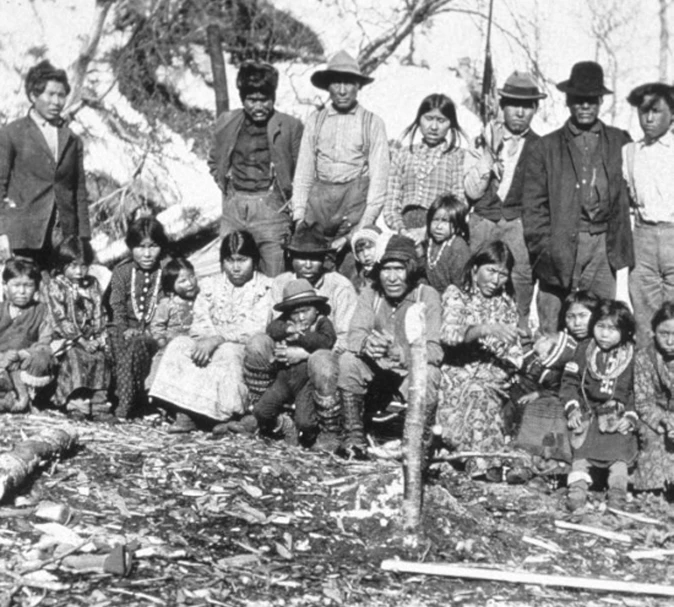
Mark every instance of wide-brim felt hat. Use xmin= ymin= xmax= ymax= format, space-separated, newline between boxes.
xmin=274 ymin=278 xmax=331 ymax=313
xmin=498 ymin=71 xmax=547 ymax=100
xmin=311 ymin=50 xmax=374 ymax=91
xmin=286 ymin=222 xmax=331 ymax=254
xmin=556 ymin=61 xmax=613 ymax=96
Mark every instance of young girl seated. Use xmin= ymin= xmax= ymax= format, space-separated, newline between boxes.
xmin=147 ymin=257 xmax=199 ymax=389
xmin=562 ymin=290 xmax=600 ymax=344
xmin=253 ymin=278 xmax=336 ymax=445
xmin=0 ymin=258 xmax=53 ymax=412
xmin=561 ymin=299 xmax=638 ymax=512
xmin=351 ymin=226 xmax=388 ymax=294
xmin=423 ymin=194 xmax=470 ymax=294
xmin=46 ymin=237 xmax=111 ymax=417
xmin=633 ymin=302 xmax=674 ymax=498
xmin=107 ymin=217 xmax=169 ymax=419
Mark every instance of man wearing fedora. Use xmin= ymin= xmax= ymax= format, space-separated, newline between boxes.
xmin=241 ymin=222 xmax=357 ymax=450
xmin=465 ymin=71 xmax=546 ymax=337
xmin=208 ymin=61 xmax=303 ymax=277
xmin=522 ymin=61 xmax=633 ymax=332
xmin=291 ymin=50 xmax=390 ymax=277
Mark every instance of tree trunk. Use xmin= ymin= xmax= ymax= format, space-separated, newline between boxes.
xmin=660 ymin=0 xmax=670 ymax=81
xmin=402 ymin=303 xmax=427 ymax=541
xmin=206 ymin=24 xmax=230 ymax=117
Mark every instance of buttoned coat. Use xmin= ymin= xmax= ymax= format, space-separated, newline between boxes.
xmin=521 ymin=120 xmax=633 ymax=290
xmin=207 ymin=109 xmax=303 ymax=199
xmin=0 ymin=116 xmax=91 ymax=251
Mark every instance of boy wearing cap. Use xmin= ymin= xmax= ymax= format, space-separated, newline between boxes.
xmin=208 ymin=61 xmax=303 ymax=277
xmin=292 ymin=50 xmax=390 ymax=277
xmin=351 ymin=224 xmax=389 ymax=293
xmin=253 ymin=278 xmax=336 ymax=444
xmin=337 ymin=234 xmax=442 ymax=459
xmin=623 ymin=82 xmax=674 ymax=348
xmin=522 ymin=61 xmax=633 ymax=333
xmin=465 ymin=71 xmax=546 ymax=337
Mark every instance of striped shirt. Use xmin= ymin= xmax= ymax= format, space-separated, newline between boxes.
xmin=292 ymin=103 xmax=390 ymax=226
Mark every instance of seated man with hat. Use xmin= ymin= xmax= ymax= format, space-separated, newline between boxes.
xmin=208 ymin=61 xmax=303 ymax=277
xmin=522 ymin=61 xmax=633 ymax=333
xmin=291 ymin=50 xmax=390 ymax=278
xmin=337 ymin=234 xmax=443 ymax=460
xmin=239 ymin=223 xmax=357 ymax=450
xmin=465 ymin=71 xmax=546 ymax=339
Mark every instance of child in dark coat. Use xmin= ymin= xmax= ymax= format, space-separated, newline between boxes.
xmin=254 ymin=278 xmax=336 ymax=445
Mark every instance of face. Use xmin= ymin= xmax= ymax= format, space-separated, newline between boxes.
xmin=289 ymin=305 xmax=319 ymax=331
xmin=223 ymin=254 xmax=254 ymax=287
xmin=173 ymin=268 xmax=199 ymax=300
xmin=502 ymin=99 xmax=537 ymax=135
xmin=355 ymin=240 xmax=377 ymax=269
xmin=379 ymin=261 xmax=409 ymax=301
xmin=242 ymin=92 xmax=274 ymax=124
xmin=429 ymin=207 xmax=454 ymax=244
xmin=64 ymin=261 xmax=88 ymax=284
xmin=292 ymin=254 xmax=325 ymax=285
xmin=567 ymin=95 xmax=602 ymax=127
xmin=419 ymin=108 xmax=451 ymax=146
xmin=132 ymin=237 xmax=162 ymax=271
xmin=5 ymin=276 xmax=37 ymax=308
xmin=30 ymin=80 xmax=67 ymax=123
xmin=328 ymin=78 xmax=360 ymax=112
xmin=564 ymin=303 xmax=593 ymax=340
xmin=593 ymin=317 xmax=622 ymax=351
xmin=472 ymin=262 xmax=509 ymax=298
xmin=655 ymin=318 xmax=674 ymax=358
xmin=638 ymin=95 xmax=674 ymax=142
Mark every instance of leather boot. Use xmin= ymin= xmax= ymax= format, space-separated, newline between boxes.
xmin=312 ymin=393 xmax=342 ymax=453
xmin=338 ymin=390 xmax=368 ymax=460
xmin=567 ymin=480 xmax=589 ymax=512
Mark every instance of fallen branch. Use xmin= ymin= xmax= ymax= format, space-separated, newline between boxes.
xmin=433 ymin=451 xmax=527 ymax=462
xmin=627 ymin=548 xmax=674 ymax=561
xmin=554 ymin=520 xmax=632 ymax=544
xmin=607 ymin=507 xmax=664 ymax=526
xmin=522 ymin=535 xmax=565 ymax=553
xmin=0 ymin=427 xmax=79 ymax=502
xmin=380 ymin=560 xmax=674 ymax=597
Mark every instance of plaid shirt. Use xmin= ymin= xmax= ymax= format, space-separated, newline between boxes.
xmin=383 ymin=140 xmax=468 ymax=233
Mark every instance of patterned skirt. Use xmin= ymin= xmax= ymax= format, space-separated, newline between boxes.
xmin=512 ymin=395 xmax=572 ymax=464
xmin=54 ymin=345 xmax=111 ymax=406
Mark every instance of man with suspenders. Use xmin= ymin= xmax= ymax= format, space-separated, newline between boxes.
xmin=292 ymin=51 xmax=390 ymax=279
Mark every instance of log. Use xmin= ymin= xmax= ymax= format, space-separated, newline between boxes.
xmin=627 ymin=548 xmax=674 ymax=561
xmin=554 ymin=520 xmax=632 ymax=544
xmin=380 ymin=560 xmax=674 ymax=597
xmin=607 ymin=507 xmax=664 ymax=526
xmin=0 ymin=427 xmax=79 ymax=502
xmin=402 ymin=302 xmax=427 ymax=537
xmin=206 ymin=24 xmax=229 ymax=117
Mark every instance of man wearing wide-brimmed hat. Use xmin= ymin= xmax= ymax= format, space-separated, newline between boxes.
xmin=291 ymin=50 xmax=390 ymax=277
xmin=522 ymin=61 xmax=633 ymax=333
xmin=208 ymin=61 xmax=303 ymax=277
xmin=465 ymin=71 xmax=546 ymax=338
xmin=239 ymin=222 xmax=357 ymax=451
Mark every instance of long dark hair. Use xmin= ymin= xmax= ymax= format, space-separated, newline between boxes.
xmin=591 ymin=299 xmax=636 ymax=345
xmin=426 ymin=194 xmax=469 ymax=242
xmin=460 ymin=240 xmax=514 ymax=295
xmin=558 ymin=289 xmax=600 ymax=332
xmin=220 ymin=230 xmax=260 ymax=268
xmin=401 ymin=93 xmax=466 ymax=152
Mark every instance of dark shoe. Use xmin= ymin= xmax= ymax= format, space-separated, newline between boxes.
xmin=567 ymin=482 xmax=588 ymax=512
xmin=168 ymin=412 xmax=197 ymax=434
xmin=506 ymin=466 xmax=534 ymax=485
xmin=313 ymin=431 xmax=341 ymax=453
xmin=485 ymin=466 xmax=504 ymax=483
xmin=313 ymin=393 xmax=342 ymax=453
xmin=213 ymin=414 xmax=258 ymax=436
xmin=338 ymin=390 xmax=368 ymax=460
xmin=606 ymin=487 xmax=627 ymax=510
xmin=273 ymin=413 xmax=298 ymax=446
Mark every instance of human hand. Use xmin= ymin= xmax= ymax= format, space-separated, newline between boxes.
xmin=616 ymin=417 xmax=635 ymax=435
xmin=331 ymin=236 xmax=348 ymax=252
xmin=191 ymin=337 xmax=219 ymax=367
xmin=285 ymin=346 xmax=309 ymax=366
xmin=274 ymin=341 xmax=288 ymax=364
xmin=82 ymin=339 xmax=99 ymax=354
xmin=4 ymin=350 xmax=20 ymax=364
xmin=363 ymin=331 xmax=390 ymax=360
xmin=484 ymin=323 xmax=518 ymax=345
xmin=123 ymin=328 xmax=140 ymax=340
xmin=518 ymin=391 xmax=540 ymax=406
xmin=567 ymin=408 xmax=583 ymax=430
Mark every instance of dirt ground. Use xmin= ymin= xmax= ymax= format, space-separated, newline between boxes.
xmin=1 ymin=412 xmax=674 ymax=607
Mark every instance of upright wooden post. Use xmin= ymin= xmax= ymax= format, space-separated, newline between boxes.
xmin=206 ymin=24 xmax=229 ymax=117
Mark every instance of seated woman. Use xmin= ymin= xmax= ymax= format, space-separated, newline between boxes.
xmin=437 ymin=240 xmax=522 ymax=480
xmin=149 ymin=231 xmax=273 ymax=432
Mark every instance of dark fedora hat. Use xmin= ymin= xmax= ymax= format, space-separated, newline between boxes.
xmin=311 ymin=50 xmax=374 ymax=91
xmin=556 ymin=61 xmax=613 ymax=96
xmin=286 ymin=222 xmax=331 ymax=255
xmin=498 ymin=71 xmax=547 ymax=100
xmin=274 ymin=278 xmax=330 ymax=313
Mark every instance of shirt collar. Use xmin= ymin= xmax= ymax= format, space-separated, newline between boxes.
xmin=327 ymin=103 xmax=359 ymax=116
xmin=29 ymin=108 xmax=60 ymax=129
xmin=567 ymin=118 xmax=602 ymax=137
xmin=503 ymin=127 xmax=529 ymax=141
xmin=640 ymin=129 xmax=674 ymax=148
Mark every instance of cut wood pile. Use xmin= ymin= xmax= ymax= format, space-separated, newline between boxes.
xmin=1 ymin=412 xmax=674 ymax=606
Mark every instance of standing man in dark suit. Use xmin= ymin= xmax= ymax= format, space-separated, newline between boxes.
xmin=522 ymin=61 xmax=633 ymax=333
xmin=208 ymin=61 xmax=303 ymax=277
xmin=0 ymin=60 xmax=91 ymax=267
xmin=465 ymin=71 xmax=546 ymax=338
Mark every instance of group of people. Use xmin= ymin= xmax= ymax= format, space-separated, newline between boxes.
xmin=2 ymin=52 xmax=674 ymax=513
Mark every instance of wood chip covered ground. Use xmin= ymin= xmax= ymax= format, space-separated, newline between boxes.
xmin=1 ymin=411 xmax=674 ymax=606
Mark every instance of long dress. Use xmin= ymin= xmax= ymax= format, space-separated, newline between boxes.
xmin=149 ymin=271 xmax=272 ymax=421
xmin=437 ymin=285 xmax=522 ymax=465
xmin=107 ymin=258 xmax=163 ymax=417
xmin=46 ymin=274 xmax=111 ymax=406
xmin=633 ymin=345 xmax=674 ymax=490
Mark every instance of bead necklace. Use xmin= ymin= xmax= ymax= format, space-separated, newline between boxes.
xmin=131 ymin=267 xmax=161 ymax=326
xmin=426 ymin=235 xmax=454 ymax=270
